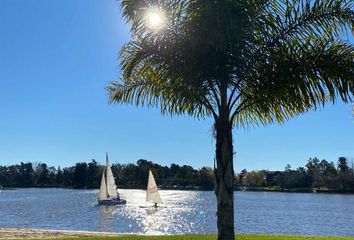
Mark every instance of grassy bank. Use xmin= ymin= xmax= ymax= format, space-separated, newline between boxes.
xmin=1 ymin=229 xmax=353 ymax=240
xmin=28 ymin=234 xmax=354 ymax=240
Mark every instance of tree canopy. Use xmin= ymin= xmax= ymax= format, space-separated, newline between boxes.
xmin=109 ymin=0 xmax=353 ymax=126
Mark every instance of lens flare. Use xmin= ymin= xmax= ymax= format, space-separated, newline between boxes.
xmin=146 ymin=7 xmax=164 ymax=30
xmin=148 ymin=12 xmax=163 ymax=28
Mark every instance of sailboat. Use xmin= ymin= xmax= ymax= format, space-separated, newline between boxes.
xmin=98 ymin=153 xmax=126 ymax=205
xmin=145 ymin=170 xmax=162 ymax=207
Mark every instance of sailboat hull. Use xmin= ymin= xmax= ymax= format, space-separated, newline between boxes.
xmin=98 ymin=199 xmax=127 ymax=205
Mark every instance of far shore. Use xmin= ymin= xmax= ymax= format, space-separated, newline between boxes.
xmin=2 ymin=186 xmax=354 ymax=195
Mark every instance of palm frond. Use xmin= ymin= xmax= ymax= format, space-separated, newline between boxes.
xmin=110 ymin=0 xmax=353 ymax=127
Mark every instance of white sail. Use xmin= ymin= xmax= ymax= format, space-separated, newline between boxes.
xmin=98 ymin=167 xmax=107 ymax=201
xmin=146 ymin=170 xmax=162 ymax=204
xmin=105 ymin=153 xmax=118 ymax=198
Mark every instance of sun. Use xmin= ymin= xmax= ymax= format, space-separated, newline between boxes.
xmin=146 ymin=7 xmax=165 ymax=29
xmin=148 ymin=12 xmax=163 ymax=28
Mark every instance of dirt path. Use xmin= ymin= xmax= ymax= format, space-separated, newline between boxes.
xmin=0 ymin=228 xmax=122 ymax=239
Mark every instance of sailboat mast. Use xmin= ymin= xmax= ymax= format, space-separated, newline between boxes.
xmin=106 ymin=153 xmax=109 ymax=198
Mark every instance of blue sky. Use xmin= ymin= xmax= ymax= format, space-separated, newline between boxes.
xmin=0 ymin=0 xmax=353 ymax=172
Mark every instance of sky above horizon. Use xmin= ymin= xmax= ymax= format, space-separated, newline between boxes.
xmin=0 ymin=0 xmax=353 ymax=172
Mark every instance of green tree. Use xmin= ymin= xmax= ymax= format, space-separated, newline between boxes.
xmin=137 ymin=159 xmax=153 ymax=187
xmin=176 ymin=165 xmax=197 ymax=187
xmin=7 ymin=165 xmax=19 ymax=187
xmin=17 ymin=162 xmax=35 ymax=187
xmin=56 ymin=166 xmax=64 ymax=186
xmin=319 ymin=160 xmax=337 ymax=176
xmin=121 ymin=163 xmax=138 ymax=186
xmin=242 ymin=171 xmax=266 ymax=187
xmin=73 ymin=163 xmax=88 ymax=189
xmin=285 ymin=164 xmax=292 ymax=172
xmin=36 ymin=163 xmax=49 ymax=186
xmin=306 ymin=158 xmax=321 ymax=187
xmin=338 ymin=157 xmax=349 ymax=174
xmin=111 ymin=163 xmax=124 ymax=186
xmin=108 ymin=1 xmax=353 ymax=237
xmin=87 ymin=159 xmax=100 ymax=188
xmin=48 ymin=167 xmax=57 ymax=185
xmin=337 ymin=157 xmax=353 ymax=190
xmin=0 ymin=166 xmax=8 ymax=186
xmin=283 ymin=170 xmax=308 ymax=189
xmin=62 ymin=167 xmax=75 ymax=187
xmin=170 ymin=164 xmax=180 ymax=177
xmin=197 ymin=167 xmax=215 ymax=190
xmin=237 ymin=169 xmax=247 ymax=186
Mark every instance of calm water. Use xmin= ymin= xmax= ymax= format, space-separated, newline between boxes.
xmin=0 ymin=188 xmax=354 ymax=236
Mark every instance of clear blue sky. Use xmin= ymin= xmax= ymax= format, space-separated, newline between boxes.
xmin=0 ymin=0 xmax=353 ymax=172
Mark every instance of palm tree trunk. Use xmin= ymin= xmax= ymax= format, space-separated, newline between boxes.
xmin=215 ymin=115 xmax=235 ymax=240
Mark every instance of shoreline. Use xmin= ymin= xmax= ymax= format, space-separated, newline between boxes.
xmin=3 ymin=187 xmax=354 ymax=195
xmin=0 ymin=227 xmax=124 ymax=239
xmin=0 ymin=228 xmax=354 ymax=240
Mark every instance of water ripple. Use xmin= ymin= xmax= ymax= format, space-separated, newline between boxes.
xmin=1 ymin=189 xmax=354 ymax=236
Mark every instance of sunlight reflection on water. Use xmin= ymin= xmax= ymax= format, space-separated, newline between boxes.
xmin=94 ymin=189 xmax=211 ymax=234
xmin=1 ymin=188 xmax=354 ymax=236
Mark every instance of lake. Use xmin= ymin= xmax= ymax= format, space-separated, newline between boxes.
xmin=0 ymin=188 xmax=354 ymax=236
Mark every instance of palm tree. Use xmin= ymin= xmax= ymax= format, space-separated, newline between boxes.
xmin=108 ymin=0 xmax=353 ymax=239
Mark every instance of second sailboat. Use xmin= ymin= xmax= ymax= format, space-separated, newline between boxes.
xmin=146 ymin=170 xmax=162 ymax=208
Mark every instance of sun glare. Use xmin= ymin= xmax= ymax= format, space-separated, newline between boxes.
xmin=146 ymin=7 xmax=164 ymax=29
xmin=148 ymin=13 xmax=163 ymax=27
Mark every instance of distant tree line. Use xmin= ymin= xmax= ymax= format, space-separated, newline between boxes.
xmin=236 ymin=157 xmax=354 ymax=193
xmin=1 ymin=156 xmax=353 ymax=192
xmin=0 ymin=159 xmax=214 ymax=190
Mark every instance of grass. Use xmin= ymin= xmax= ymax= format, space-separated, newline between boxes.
xmin=26 ymin=234 xmax=354 ymax=240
